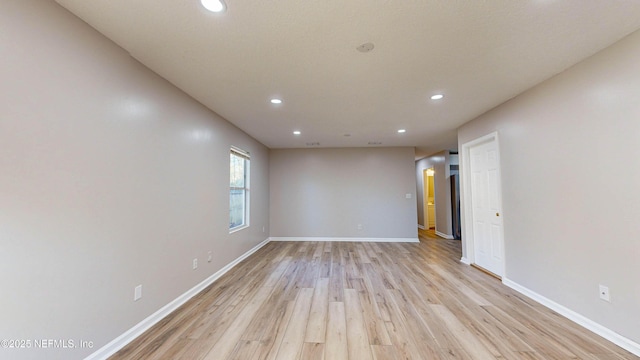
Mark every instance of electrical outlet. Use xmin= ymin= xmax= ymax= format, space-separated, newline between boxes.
xmin=599 ymin=285 xmax=610 ymax=302
xmin=193 ymin=258 xmax=198 ymax=270
xmin=134 ymin=285 xmax=142 ymax=301
xmin=357 ymin=224 xmax=363 ymax=230
xmin=207 ymin=251 xmax=212 ymax=263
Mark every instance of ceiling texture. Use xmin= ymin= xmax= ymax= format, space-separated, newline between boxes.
xmin=55 ymin=0 xmax=640 ymax=159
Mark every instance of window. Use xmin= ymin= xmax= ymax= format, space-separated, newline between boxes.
xmin=229 ymin=147 xmax=249 ymax=231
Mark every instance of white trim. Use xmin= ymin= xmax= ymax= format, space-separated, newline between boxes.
xmin=84 ymin=238 xmax=271 ymax=360
xmin=229 ymin=224 xmax=249 ymax=234
xmin=460 ymin=257 xmax=471 ymax=265
xmin=230 ymin=145 xmax=250 ymax=158
xmin=502 ymin=278 xmax=640 ymax=357
xmin=269 ymin=237 xmax=419 ymax=243
xmin=418 ymin=224 xmax=426 ymax=230
xmin=435 ymin=230 xmax=454 ymax=239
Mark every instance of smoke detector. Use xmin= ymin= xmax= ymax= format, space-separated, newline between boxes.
xmin=356 ymin=43 xmax=375 ymax=53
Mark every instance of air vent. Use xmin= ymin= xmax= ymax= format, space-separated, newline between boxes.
xmin=368 ymin=141 xmax=382 ymax=145
xmin=306 ymin=142 xmax=320 ymax=146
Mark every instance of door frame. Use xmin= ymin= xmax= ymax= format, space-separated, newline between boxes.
xmin=423 ymin=168 xmax=436 ymax=230
xmin=460 ymin=131 xmax=505 ymax=277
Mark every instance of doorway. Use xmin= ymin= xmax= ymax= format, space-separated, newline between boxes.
xmin=423 ymin=168 xmax=436 ymax=231
xmin=461 ymin=132 xmax=505 ymax=278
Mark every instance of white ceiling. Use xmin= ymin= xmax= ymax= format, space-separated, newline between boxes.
xmin=55 ymin=0 xmax=640 ymax=158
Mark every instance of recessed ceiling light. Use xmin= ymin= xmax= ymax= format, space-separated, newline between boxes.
xmin=293 ymin=131 xmax=301 ymax=135
xmin=270 ymin=98 xmax=282 ymax=104
xmin=430 ymin=94 xmax=444 ymax=100
xmin=397 ymin=129 xmax=406 ymax=133
xmin=201 ymin=0 xmax=226 ymax=12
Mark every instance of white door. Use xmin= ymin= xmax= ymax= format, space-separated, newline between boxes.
xmin=469 ymin=138 xmax=504 ymax=276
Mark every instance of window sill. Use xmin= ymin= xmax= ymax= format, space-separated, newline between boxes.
xmin=229 ymin=225 xmax=249 ymax=234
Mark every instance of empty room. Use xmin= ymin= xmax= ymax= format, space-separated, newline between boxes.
xmin=2 ymin=0 xmax=640 ymax=359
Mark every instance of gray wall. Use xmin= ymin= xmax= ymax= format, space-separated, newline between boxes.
xmin=458 ymin=30 xmax=640 ymax=345
xmin=0 ymin=1 xmax=269 ymax=359
xmin=415 ymin=151 xmax=453 ymax=237
xmin=270 ymin=148 xmax=418 ymax=240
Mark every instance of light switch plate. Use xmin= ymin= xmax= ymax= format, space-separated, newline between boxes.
xmin=134 ymin=285 xmax=142 ymax=301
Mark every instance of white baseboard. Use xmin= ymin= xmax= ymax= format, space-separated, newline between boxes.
xmin=269 ymin=237 xmax=419 ymax=243
xmin=435 ymin=230 xmax=454 ymax=239
xmin=460 ymin=257 xmax=471 ymax=265
xmin=502 ymin=278 xmax=640 ymax=357
xmin=85 ymin=238 xmax=271 ymax=360
xmin=417 ymin=224 xmax=426 ymax=230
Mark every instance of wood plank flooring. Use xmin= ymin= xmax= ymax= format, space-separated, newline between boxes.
xmin=110 ymin=233 xmax=638 ymax=359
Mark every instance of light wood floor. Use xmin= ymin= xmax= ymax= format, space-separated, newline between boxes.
xmin=110 ymin=233 xmax=638 ymax=359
